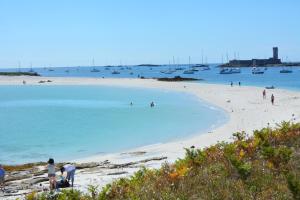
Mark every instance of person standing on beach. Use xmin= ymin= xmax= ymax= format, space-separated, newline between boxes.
xmin=238 ymin=82 xmax=241 ymax=86
xmin=0 ymin=164 xmax=5 ymax=191
xmin=47 ymin=158 xmax=56 ymax=191
xmin=271 ymin=94 xmax=275 ymax=105
xmin=60 ymin=164 xmax=76 ymax=188
xmin=263 ymin=90 xmax=266 ymax=99
xmin=230 ymin=81 xmax=233 ymax=87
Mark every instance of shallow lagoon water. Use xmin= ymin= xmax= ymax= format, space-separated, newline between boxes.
xmin=0 ymin=85 xmax=227 ymax=164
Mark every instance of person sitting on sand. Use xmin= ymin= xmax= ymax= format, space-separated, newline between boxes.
xmin=0 ymin=164 xmax=5 ymax=191
xmin=60 ymin=164 xmax=76 ymax=188
xmin=47 ymin=158 xmax=56 ymax=191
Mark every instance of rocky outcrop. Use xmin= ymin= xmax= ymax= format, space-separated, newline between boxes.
xmin=1 ymin=156 xmax=167 ymax=199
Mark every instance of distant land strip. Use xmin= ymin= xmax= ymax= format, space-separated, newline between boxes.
xmin=0 ymin=72 xmax=40 ymax=76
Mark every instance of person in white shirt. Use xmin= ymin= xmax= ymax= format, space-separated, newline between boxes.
xmin=47 ymin=158 xmax=56 ymax=191
xmin=60 ymin=164 xmax=76 ymax=187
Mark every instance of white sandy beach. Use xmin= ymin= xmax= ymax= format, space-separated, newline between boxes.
xmin=1 ymin=76 xmax=300 ymax=198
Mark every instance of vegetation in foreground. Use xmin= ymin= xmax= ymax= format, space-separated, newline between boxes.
xmin=25 ymin=122 xmax=300 ymax=200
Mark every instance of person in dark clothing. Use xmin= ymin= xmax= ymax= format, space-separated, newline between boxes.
xmin=56 ymin=168 xmax=70 ymax=189
xmin=263 ymin=90 xmax=266 ymax=99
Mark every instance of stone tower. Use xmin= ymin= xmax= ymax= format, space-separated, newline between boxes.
xmin=273 ymin=47 xmax=279 ymax=60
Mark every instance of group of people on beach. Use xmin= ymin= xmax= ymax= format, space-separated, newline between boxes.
xmin=47 ymin=158 xmax=76 ymax=191
xmin=230 ymin=82 xmax=275 ymax=105
xmin=0 ymin=159 xmax=76 ymax=193
xmin=262 ymin=89 xmax=275 ymax=105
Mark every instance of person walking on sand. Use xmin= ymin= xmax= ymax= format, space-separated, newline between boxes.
xmin=0 ymin=164 xmax=5 ymax=192
xmin=263 ymin=90 xmax=266 ymax=99
xmin=271 ymin=94 xmax=275 ymax=105
xmin=47 ymin=158 xmax=56 ymax=191
xmin=60 ymin=164 xmax=76 ymax=188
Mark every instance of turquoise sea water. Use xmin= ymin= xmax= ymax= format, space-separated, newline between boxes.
xmin=0 ymin=86 xmax=227 ymax=164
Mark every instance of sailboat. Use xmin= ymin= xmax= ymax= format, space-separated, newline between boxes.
xmin=28 ymin=63 xmax=34 ymax=72
xmin=220 ymin=68 xmax=241 ymax=74
xmin=184 ymin=57 xmax=194 ymax=74
xmin=183 ymin=70 xmax=194 ymax=74
xmin=90 ymin=58 xmax=100 ymax=72
xmin=112 ymin=70 xmax=120 ymax=74
xmin=192 ymin=53 xmax=210 ymax=70
xmin=252 ymin=60 xmax=264 ymax=74
xmin=280 ymin=67 xmax=293 ymax=73
xmin=90 ymin=68 xmax=100 ymax=72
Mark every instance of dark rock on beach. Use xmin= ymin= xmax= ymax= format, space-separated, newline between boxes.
xmin=0 ymin=72 xmax=40 ymax=76
xmin=157 ymin=76 xmax=202 ymax=82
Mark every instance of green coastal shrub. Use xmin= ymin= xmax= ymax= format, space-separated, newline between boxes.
xmin=287 ymin=173 xmax=300 ymax=200
xmin=25 ymin=121 xmax=300 ymax=200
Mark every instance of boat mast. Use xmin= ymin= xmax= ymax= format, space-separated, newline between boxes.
xmin=18 ymin=61 xmax=21 ymax=72
xmin=201 ymin=50 xmax=204 ymax=65
xmin=226 ymin=52 xmax=229 ymax=63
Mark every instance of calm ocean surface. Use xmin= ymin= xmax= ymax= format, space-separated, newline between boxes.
xmin=0 ymin=85 xmax=227 ymax=164
xmin=2 ymin=64 xmax=299 ymax=90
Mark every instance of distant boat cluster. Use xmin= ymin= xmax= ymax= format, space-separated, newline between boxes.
xmin=12 ymin=61 xmax=295 ymax=78
xmin=219 ymin=68 xmax=241 ymax=74
xmin=160 ymin=64 xmax=211 ymax=75
xmin=218 ymin=66 xmax=293 ymax=75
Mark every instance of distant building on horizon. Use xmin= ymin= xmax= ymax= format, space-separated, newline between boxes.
xmin=225 ymin=47 xmax=282 ymax=67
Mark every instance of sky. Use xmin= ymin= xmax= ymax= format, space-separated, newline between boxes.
xmin=0 ymin=0 xmax=299 ymax=68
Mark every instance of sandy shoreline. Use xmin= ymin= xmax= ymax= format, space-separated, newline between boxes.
xmin=1 ymin=75 xmax=300 ymax=198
